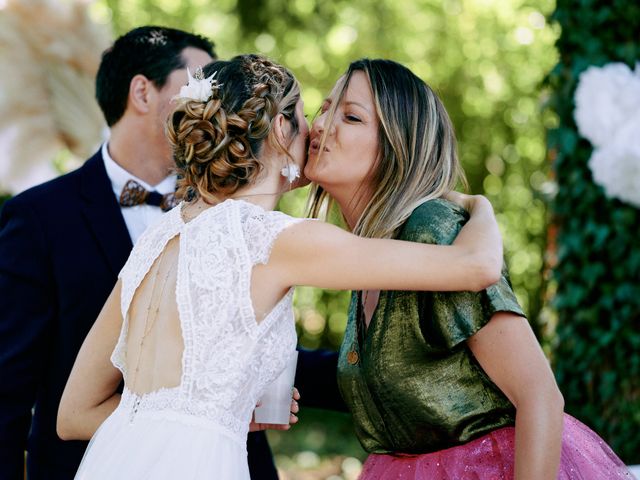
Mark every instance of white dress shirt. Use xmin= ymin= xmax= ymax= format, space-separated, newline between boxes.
xmin=102 ymin=142 xmax=177 ymax=245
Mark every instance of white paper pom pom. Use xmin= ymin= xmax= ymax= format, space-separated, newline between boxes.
xmin=588 ymin=113 xmax=640 ymax=208
xmin=574 ymin=63 xmax=640 ymax=148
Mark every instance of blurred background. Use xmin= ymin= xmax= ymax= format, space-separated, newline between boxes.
xmin=0 ymin=0 xmax=638 ymax=478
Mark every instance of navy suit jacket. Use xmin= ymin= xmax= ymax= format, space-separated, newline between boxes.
xmin=0 ymin=151 xmax=344 ymax=480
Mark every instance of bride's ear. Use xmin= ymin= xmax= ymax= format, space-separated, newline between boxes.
xmin=272 ymin=112 xmax=292 ymax=146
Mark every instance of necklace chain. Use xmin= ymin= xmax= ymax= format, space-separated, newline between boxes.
xmin=181 ymin=193 xmax=281 ymax=223
xmin=129 ymin=247 xmax=175 ymax=393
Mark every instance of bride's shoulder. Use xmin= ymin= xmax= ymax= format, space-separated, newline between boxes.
xmin=235 ymin=201 xmax=306 ymax=264
xmin=235 ymin=200 xmax=298 ymax=226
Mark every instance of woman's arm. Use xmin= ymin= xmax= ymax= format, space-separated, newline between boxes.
xmin=271 ymin=195 xmax=502 ymax=292
xmin=467 ymin=312 xmax=564 ymax=480
xmin=57 ymin=281 xmax=124 ymax=440
xmin=445 ymin=193 xmax=502 ymax=256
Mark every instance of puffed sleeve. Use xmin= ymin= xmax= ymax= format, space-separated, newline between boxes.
xmin=400 ymin=199 xmax=525 ymax=350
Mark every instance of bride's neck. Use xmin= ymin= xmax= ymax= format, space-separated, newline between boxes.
xmin=195 ymin=163 xmax=287 ymax=211
xmin=230 ymin=166 xmax=287 ymax=211
xmin=230 ymin=188 xmax=281 ymax=211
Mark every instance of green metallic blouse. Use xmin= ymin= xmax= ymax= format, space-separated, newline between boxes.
xmin=337 ymin=199 xmax=525 ymax=454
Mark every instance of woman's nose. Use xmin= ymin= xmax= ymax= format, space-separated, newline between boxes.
xmin=312 ymin=112 xmax=325 ymax=134
xmin=312 ymin=110 xmax=333 ymax=136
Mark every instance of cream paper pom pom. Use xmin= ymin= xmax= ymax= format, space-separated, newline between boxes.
xmin=588 ymin=113 xmax=640 ymax=208
xmin=573 ymin=62 xmax=640 ymax=208
xmin=574 ymin=63 xmax=640 ymax=148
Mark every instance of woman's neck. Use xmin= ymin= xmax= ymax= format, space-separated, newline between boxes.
xmin=191 ymin=162 xmax=289 ymax=212
xmin=230 ymin=191 xmax=281 ymax=211
xmin=231 ymin=167 xmax=289 ymax=211
xmin=326 ymin=187 xmax=372 ymax=232
xmin=185 ymin=185 xmax=283 ymax=221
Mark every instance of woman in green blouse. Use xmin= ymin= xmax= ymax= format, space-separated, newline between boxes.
xmin=304 ymin=59 xmax=632 ymax=479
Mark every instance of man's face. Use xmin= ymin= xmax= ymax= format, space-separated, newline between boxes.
xmin=153 ymin=47 xmax=215 ymax=165
xmin=157 ymin=47 xmax=215 ymax=121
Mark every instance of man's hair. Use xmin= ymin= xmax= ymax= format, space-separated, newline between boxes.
xmin=96 ymin=26 xmax=216 ymax=126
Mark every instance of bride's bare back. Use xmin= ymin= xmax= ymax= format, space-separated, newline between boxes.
xmin=125 ymin=235 xmax=183 ymax=395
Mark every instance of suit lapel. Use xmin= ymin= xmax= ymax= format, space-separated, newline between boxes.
xmin=80 ymin=151 xmax=133 ymax=275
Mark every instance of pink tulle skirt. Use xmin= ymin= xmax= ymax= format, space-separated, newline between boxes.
xmin=359 ymin=414 xmax=635 ymax=479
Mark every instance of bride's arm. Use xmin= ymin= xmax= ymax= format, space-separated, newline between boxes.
xmin=272 ymin=195 xmax=502 ymax=292
xmin=57 ymin=281 xmax=123 ymax=440
xmin=447 ymin=193 xmax=502 ymax=252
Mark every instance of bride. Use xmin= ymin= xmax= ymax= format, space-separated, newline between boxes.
xmin=57 ymin=54 xmax=503 ymax=479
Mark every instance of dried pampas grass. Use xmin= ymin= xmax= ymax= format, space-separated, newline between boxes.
xmin=0 ymin=0 xmax=111 ymax=194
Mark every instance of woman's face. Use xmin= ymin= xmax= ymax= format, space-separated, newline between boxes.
xmin=304 ymin=71 xmax=379 ymax=197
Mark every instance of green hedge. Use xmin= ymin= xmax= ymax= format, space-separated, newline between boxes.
xmin=546 ymin=0 xmax=640 ymax=463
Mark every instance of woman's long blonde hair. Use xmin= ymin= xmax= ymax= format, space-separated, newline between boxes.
xmin=308 ymin=59 xmax=467 ymax=239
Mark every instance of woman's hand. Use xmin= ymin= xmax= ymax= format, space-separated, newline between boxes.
xmin=444 ymin=191 xmax=487 ymax=214
xmin=448 ymin=193 xmax=503 ymax=285
xmin=249 ymin=388 xmax=300 ymax=432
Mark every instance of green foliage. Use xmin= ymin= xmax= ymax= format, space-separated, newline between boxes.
xmin=546 ymin=0 xmax=640 ymax=463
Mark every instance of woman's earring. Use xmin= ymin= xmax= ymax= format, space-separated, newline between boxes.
xmin=280 ymin=164 xmax=301 ymax=183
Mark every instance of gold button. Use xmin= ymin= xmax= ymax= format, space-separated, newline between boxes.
xmin=347 ymin=350 xmax=359 ymax=365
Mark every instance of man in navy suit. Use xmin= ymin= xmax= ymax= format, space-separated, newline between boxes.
xmin=0 ymin=26 xmax=343 ymax=480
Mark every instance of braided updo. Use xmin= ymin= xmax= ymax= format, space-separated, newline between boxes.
xmin=167 ymin=54 xmax=301 ymax=202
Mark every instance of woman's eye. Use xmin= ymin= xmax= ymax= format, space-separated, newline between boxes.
xmin=346 ymin=114 xmax=361 ymax=122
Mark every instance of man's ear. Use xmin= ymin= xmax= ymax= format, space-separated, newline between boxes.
xmin=128 ymin=74 xmax=153 ymax=115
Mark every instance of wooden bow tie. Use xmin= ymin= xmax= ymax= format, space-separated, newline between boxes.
xmin=119 ymin=179 xmax=177 ymax=212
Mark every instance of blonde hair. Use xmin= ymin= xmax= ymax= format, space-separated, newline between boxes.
xmin=308 ymin=59 xmax=467 ymax=238
xmin=167 ymin=54 xmax=301 ymax=203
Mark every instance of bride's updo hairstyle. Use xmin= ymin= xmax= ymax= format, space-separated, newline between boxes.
xmin=167 ymin=54 xmax=301 ymax=202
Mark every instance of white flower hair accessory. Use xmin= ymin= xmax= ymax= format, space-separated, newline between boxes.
xmin=175 ymin=66 xmax=221 ymax=103
xmin=280 ymin=164 xmax=300 ymax=183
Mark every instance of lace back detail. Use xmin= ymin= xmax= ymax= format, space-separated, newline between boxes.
xmin=111 ymin=208 xmax=182 ymax=378
xmin=110 ymin=200 xmax=300 ymax=438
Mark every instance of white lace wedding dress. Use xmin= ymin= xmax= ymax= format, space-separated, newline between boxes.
xmin=75 ymin=199 xmax=301 ymax=479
